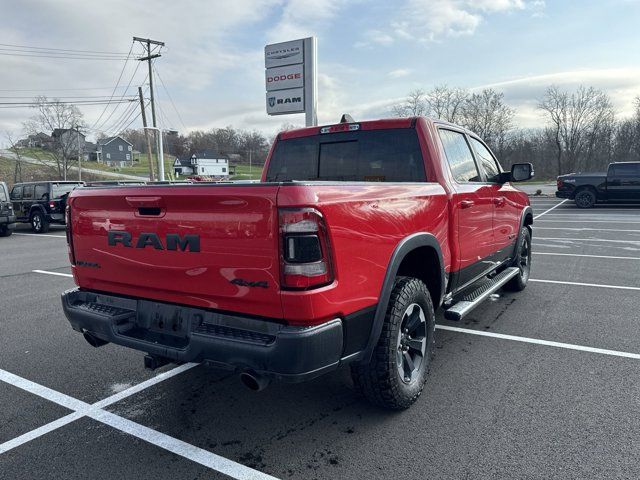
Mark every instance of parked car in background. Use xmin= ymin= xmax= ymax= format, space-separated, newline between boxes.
xmin=0 ymin=181 xmax=16 ymax=237
xmin=556 ymin=161 xmax=640 ymax=208
xmin=10 ymin=181 xmax=84 ymax=232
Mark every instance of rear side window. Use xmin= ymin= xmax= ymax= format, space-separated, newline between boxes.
xmin=265 ymin=129 xmax=426 ymax=182
xmin=438 ymin=129 xmax=481 ymax=183
xmin=0 ymin=185 xmax=7 ymax=202
xmin=22 ymin=184 xmax=34 ymax=200
xmin=470 ymin=137 xmax=501 ymax=183
xmin=35 ymin=184 xmax=48 ymax=199
xmin=611 ymin=164 xmax=639 ymax=176
xmin=52 ymin=183 xmax=82 ymax=198
xmin=10 ymin=186 xmax=22 ymax=200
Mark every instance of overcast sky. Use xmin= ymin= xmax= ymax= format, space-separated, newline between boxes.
xmin=2 ymin=0 xmax=640 ymax=141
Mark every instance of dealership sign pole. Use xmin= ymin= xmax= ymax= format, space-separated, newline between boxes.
xmin=265 ymin=37 xmax=317 ymax=127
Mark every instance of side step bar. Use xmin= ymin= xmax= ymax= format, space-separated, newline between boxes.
xmin=444 ymin=267 xmax=520 ymax=321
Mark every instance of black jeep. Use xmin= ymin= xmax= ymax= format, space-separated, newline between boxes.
xmin=10 ymin=181 xmax=83 ymax=233
xmin=0 ymin=181 xmax=16 ymax=237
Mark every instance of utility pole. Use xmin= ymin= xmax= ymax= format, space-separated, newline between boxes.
xmin=138 ymin=86 xmax=155 ymax=181
xmin=134 ymin=36 xmax=164 ymax=180
xmin=75 ymin=125 xmax=82 ymax=181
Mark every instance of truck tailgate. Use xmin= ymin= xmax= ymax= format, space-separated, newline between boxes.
xmin=68 ymin=185 xmax=283 ymax=319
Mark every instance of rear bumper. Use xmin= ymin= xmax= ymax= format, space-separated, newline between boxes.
xmin=46 ymin=212 xmax=65 ymax=223
xmin=0 ymin=215 xmax=16 ymax=227
xmin=555 ymin=190 xmax=572 ymax=199
xmin=61 ymin=288 xmax=345 ymax=382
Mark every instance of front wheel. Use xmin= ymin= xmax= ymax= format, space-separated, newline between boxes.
xmin=31 ymin=211 xmax=50 ymax=233
xmin=351 ymin=276 xmax=435 ymax=410
xmin=504 ymin=227 xmax=531 ymax=292
xmin=0 ymin=225 xmax=12 ymax=237
xmin=575 ymin=189 xmax=596 ymax=208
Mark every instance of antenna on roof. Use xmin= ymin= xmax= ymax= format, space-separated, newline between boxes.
xmin=340 ymin=114 xmax=355 ymax=123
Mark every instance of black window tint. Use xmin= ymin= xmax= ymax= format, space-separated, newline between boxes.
xmin=438 ymin=129 xmax=481 ymax=183
xmin=612 ymin=164 xmax=639 ymax=176
xmin=22 ymin=184 xmax=34 ymax=200
xmin=470 ymin=137 xmax=501 ymax=182
xmin=10 ymin=186 xmax=22 ymax=200
xmin=35 ymin=184 xmax=48 ymax=199
xmin=266 ymin=129 xmax=426 ymax=182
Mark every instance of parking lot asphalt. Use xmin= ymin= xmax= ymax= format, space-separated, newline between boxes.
xmin=2 ymin=198 xmax=640 ymax=480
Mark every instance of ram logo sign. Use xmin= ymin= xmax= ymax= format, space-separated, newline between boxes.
xmin=107 ymin=231 xmax=200 ymax=253
xmin=265 ymin=88 xmax=305 ymax=115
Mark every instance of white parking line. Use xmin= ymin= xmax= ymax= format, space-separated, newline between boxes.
xmin=534 ymin=227 xmax=640 ymax=232
xmin=0 ymin=365 xmax=278 ymax=480
xmin=533 ymin=200 xmax=567 ymax=220
xmin=436 ymin=325 xmax=640 ymax=360
xmin=535 ymin=219 xmax=640 ymax=224
xmin=14 ymin=233 xmax=66 ymax=238
xmin=533 ymin=252 xmax=640 ymax=261
xmin=534 ymin=237 xmax=640 ymax=244
xmin=32 ymin=270 xmax=73 ymax=278
xmin=530 ymin=278 xmax=640 ymax=291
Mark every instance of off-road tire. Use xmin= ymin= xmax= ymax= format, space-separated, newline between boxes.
xmin=504 ymin=227 xmax=531 ymax=292
xmin=574 ymin=189 xmax=596 ymax=208
xmin=351 ymin=276 xmax=435 ymax=410
xmin=30 ymin=211 xmax=50 ymax=233
xmin=0 ymin=226 xmax=12 ymax=237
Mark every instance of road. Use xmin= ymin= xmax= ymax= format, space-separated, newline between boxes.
xmin=0 ymin=149 xmax=147 ymax=181
xmin=1 ymin=198 xmax=640 ymax=479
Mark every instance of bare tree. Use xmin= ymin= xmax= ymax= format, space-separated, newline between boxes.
xmin=391 ymin=89 xmax=428 ymax=117
xmin=23 ymin=96 xmax=85 ymax=180
xmin=425 ymin=85 xmax=468 ymax=123
xmin=539 ymin=86 xmax=615 ymax=175
xmin=3 ymin=131 xmax=24 ymax=183
xmin=461 ymin=89 xmax=514 ymax=157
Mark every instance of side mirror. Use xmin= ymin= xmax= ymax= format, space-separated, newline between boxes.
xmin=510 ymin=163 xmax=534 ymax=182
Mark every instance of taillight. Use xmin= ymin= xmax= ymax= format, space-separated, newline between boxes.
xmin=49 ymin=201 xmax=56 ymax=210
xmin=557 ymin=178 xmax=563 ymax=189
xmin=65 ymin=204 xmax=76 ymax=265
xmin=279 ymin=207 xmax=334 ymax=289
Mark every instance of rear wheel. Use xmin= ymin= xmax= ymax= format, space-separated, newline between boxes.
xmin=30 ymin=211 xmax=50 ymax=233
xmin=351 ymin=276 xmax=435 ymax=410
xmin=0 ymin=225 xmax=12 ymax=237
xmin=504 ymin=227 xmax=531 ymax=292
xmin=575 ymin=189 xmax=596 ymax=208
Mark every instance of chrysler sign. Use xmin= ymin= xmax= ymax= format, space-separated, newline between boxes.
xmin=264 ymin=37 xmax=317 ymax=123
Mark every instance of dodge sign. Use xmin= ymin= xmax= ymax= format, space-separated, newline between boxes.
xmin=266 ymin=64 xmax=304 ymax=91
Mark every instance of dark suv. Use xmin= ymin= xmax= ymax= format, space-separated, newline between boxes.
xmin=10 ymin=181 xmax=83 ymax=233
xmin=0 ymin=181 xmax=16 ymax=237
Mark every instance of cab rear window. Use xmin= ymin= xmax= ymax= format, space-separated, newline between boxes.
xmin=265 ymin=129 xmax=426 ymax=182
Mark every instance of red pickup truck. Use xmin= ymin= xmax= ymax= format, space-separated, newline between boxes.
xmin=62 ymin=117 xmax=533 ymax=410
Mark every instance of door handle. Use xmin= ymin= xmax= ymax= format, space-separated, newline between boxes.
xmin=460 ymin=200 xmax=475 ymax=209
xmin=493 ymin=196 xmax=506 ymax=206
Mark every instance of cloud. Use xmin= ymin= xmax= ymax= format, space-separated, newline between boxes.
xmin=359 ymin=0 xmax=535 ymax=46
xmin=388 ymin=69 xmax=413 ymax=78
xmin=266 ymin=0 xmax=349 ymax=43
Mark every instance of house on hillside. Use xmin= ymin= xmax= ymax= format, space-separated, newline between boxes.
xmin=18 ymin=132 xmax=53 ymax=149
xmin=51 ymin=129 xmax=85 ymax=155
xmin=173 ymin=151 xmax=229 ymax=177
xmin=97 ymin=136 xmax=134 ymax=167
xmin=83 ymin=142 xmax=98 ymax=161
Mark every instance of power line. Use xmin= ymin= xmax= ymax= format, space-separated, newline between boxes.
xmin=0 ymin=100 xmax=136 ymax=109
xmin=0 ymin=42 xmax=130 ymax=55
xmin=0 ymin=85 xmax=137 ymax=92
xmin=89 ymin=42 xmax=135 ymax=131
xmin=0 ymin=95 xmax=138 ymax=99
xmin=153 ymin=63 xmax=186 ymax=130
xmin=93 ymin=60 xmax=143 ymax=132
xmin=0 ymin=52 xmax=130 ymax=60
